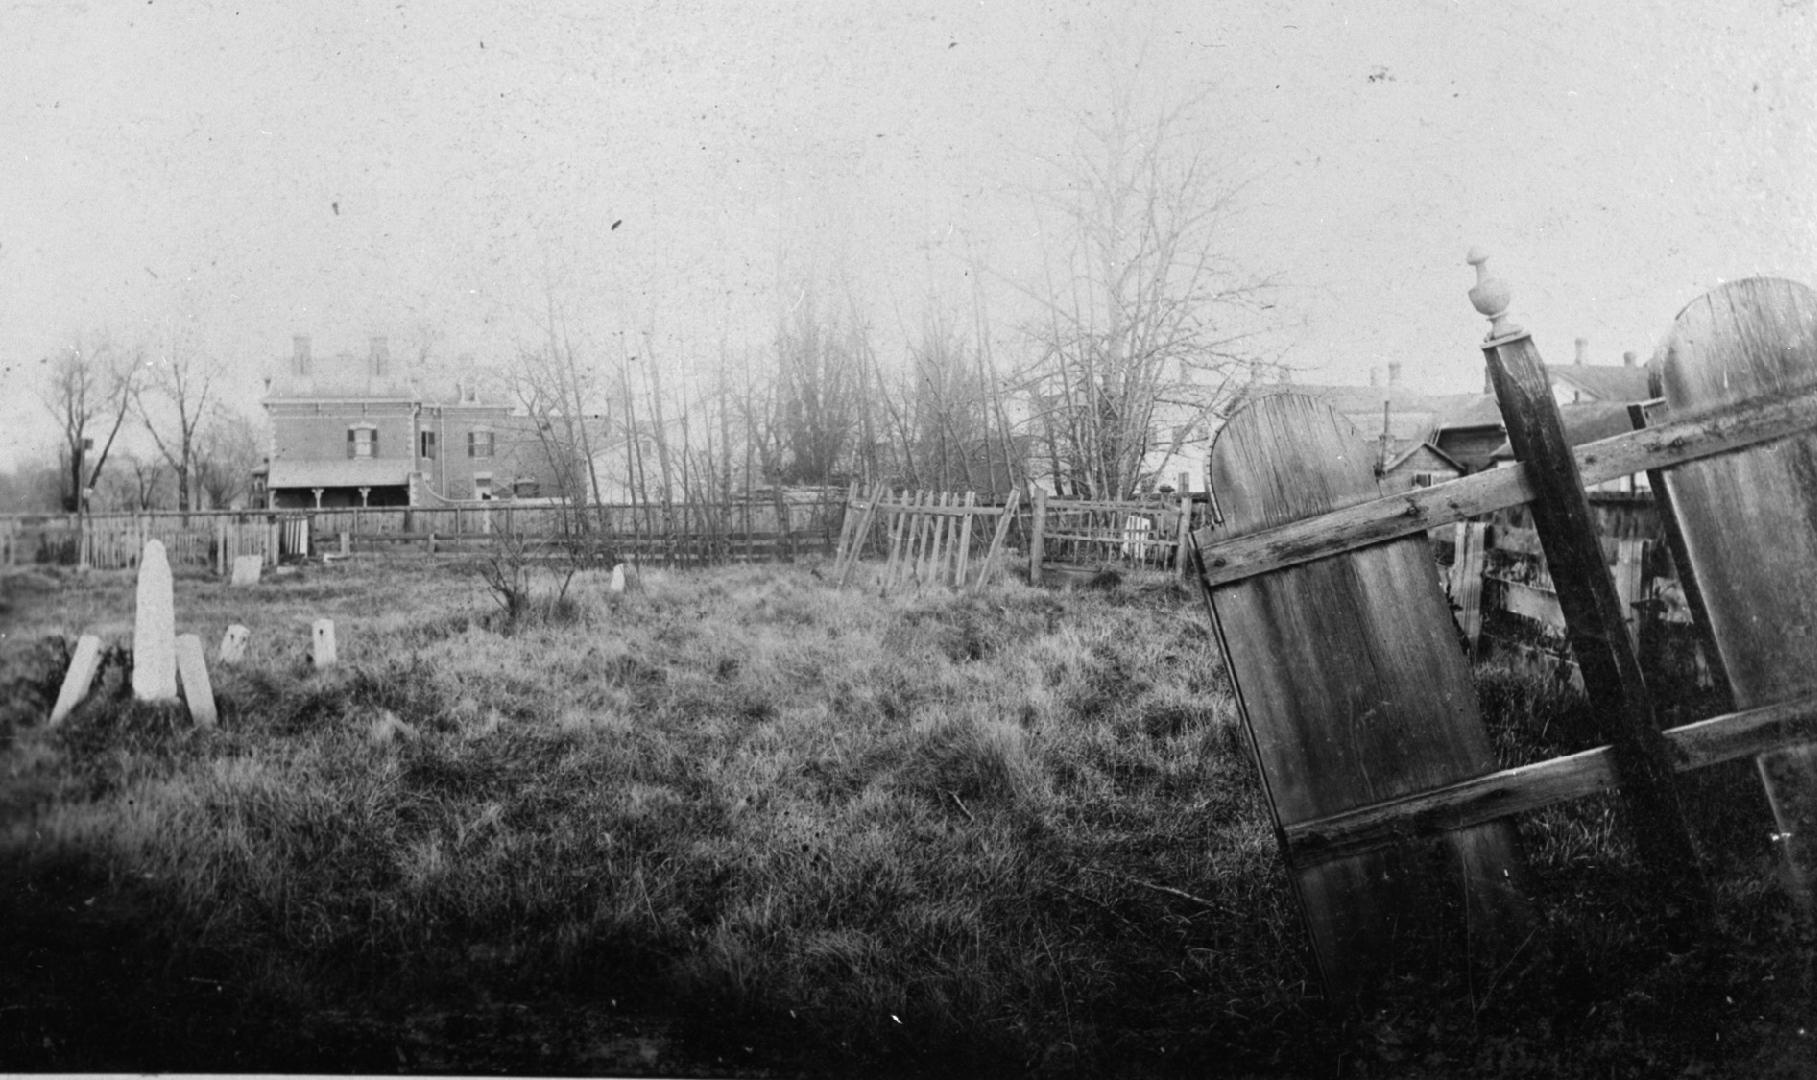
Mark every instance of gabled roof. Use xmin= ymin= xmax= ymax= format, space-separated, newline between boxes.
xmin=1549 ymin=363 xmax=1654 ymax=404
xmin=1384 ymin=441 xmax=1464 ymax=474
xmin=1433 ymin=393 xmax=1504 ymax=429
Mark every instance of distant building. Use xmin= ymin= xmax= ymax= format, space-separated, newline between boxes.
xmin=260 ymin=335 xmax=577 ymax=510
xmin=1231 ymin=362 xmax=1500 ymax=480
xmin=1547 ymin=339 xmax=1654 ymax=406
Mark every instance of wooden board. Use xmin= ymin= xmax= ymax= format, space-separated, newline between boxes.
xmin=1202 ymin=394 xmax=1529 ymax=997
xmin=1655 ymin=278 xmax=1817 ymax=705
xmin=1655 ymin=277 xmax=1817 ymax=915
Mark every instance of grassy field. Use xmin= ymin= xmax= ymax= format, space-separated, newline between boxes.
xmin=1 ymin=554 xmax=1813 ymax=1077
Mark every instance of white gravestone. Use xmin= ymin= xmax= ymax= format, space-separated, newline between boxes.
xmin=175 ymin=634 xmax=217 ymax=728
xmin=49 ymin=635 xmax=103 ymax=726
xmin=218 ymin=624 xmax=250 ymax=664
xmin=312 ymin=618 xmax=337 ymax=669
xmin=230 ymin=555 xmax=263 ymax=586
xmin=610 ymin=563 xmax=627 ymax=593
xmin=132 ymin=540 xmax=179 ymax=702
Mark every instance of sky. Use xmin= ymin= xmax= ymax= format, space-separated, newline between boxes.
xmin=3 ymin=0 xmax=1814 ymax=473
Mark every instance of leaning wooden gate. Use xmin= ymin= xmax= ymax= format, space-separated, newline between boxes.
xmin=1193 ymin=257 xmax=1817 ymax=996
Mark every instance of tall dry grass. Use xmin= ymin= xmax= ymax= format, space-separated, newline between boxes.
xmin=0 ymin=557 xmax=1811 ymax=1076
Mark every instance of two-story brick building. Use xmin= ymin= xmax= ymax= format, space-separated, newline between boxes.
xmin=261 ymin=336 xmax=575 ymax=509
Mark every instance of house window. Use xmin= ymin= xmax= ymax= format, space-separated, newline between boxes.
xmin=347 ymin=425 xmax=378 ymax=459
xmin=468 ymin=430 xmax=494 ymax=458
xmin=419 ymin=430 xmax=437 ymax=459
xmin=473 ymin=474 xmax=494 ymax=500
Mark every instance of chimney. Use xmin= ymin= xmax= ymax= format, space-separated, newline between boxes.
xmin=1574 ymin=337 xmax=1588 ymax=365
xmin=1622 ymin=350 xmax=1637 ymax=367
xmin=292 ymin=335 xmax=311 ymax=376
xmin=1387 ymin=362 xmax=1402 ymax=388
xmin=370 ymin=336 xmax=389 ymax=378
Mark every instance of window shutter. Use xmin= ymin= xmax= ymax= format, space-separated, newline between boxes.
xmin=467 ymin=431 xmax=476 ymax=457
xmin=347 ymin=428 xmax=356 ymax=459
xmin=371 ymin=429 xmax=379 ymax=457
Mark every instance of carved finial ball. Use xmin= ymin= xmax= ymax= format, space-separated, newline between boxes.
xmin=1465 ymin=248 xmax=1521 ymax=339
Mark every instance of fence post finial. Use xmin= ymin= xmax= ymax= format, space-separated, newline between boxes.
xmin=1467 ymin=248 xmax=1523 ymax=342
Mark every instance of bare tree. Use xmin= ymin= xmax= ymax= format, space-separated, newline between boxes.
xmin=194 ymin=406 xmax=265 ymax=510
xmin=38 ymin=334 xmax=143 ymax=513
xmin=508 ymin=293 xmax=611 ymax=536
xmin=903 ymin=309 xmax=995 ymax=491
xmin=136 ymin=332 xmax=220 ymax=512
xmin=92 ymin=451 xmax=169 ymax=512
xmin=773 ymin=280 xmax=867 ymax=486
xmin=1016 ymin=86 xmax=1277 ymax=498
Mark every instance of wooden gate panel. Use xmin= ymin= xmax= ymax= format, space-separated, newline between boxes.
xmin=1655 ymin=278 xmax=1817 ymax=706
xmin=1205 ymin=394 xmax=1529 ymax=995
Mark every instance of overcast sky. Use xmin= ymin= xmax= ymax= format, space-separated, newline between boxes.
xmin=3 ymin=0 xmax=1813 ymax=472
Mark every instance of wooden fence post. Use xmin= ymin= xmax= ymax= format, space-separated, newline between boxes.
xmin=1450 ymin=521 xmax=1488 ymax=657
xmin=954 ymin=492 xmax=977 ymax=589
xmin=1029 ymin=487 xmax=1047 ymax=586
xmin=833 ymin=480 xmax=860 ymax=567
xmin=1470 ymin=249 xmax=1709 ymax=919
xmin=1175 ymin=492 xmax=1194 ymax=579
xmin=973 ymin=488 xmax=1020 ymax=592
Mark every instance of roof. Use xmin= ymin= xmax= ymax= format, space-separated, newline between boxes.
xmin=1549 ymin=363 xmax=1654 ymax=404
xmin=1433 ymin=393 xmax=1504 ymax=429
xmin=1384 ymin=441 xmax=1464 ymax=473
xmin=1488 ymin=402 xmax=1637 ymax=460
xmin=267 ymin=458 xmax=413 ymax=490
xmin=1236 ymin=385 xmax=1508 ymax=448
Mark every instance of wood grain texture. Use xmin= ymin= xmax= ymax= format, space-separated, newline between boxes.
xmin=1656 ymin=278 xmax=1817 ymax=707
xmin=1484 ymin=332 xmax=1706 ymax=902
xmin=1656 ymin=277 xmax=1817 ymax=920
xmin=1205 ymin=394 xmax=1529 ymax=997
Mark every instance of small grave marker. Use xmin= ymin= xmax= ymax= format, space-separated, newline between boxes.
xmin=175 ymin=634 xmax=217 ymax=728
xmin=49 ymin=635 xmax=102 ymax=726
xmin=610 ymin=563 xmax=627 ymax=593
xmin=312 ymin=618 xmax=337 ymax=668
xmin=218 ymin=624 xmax=250 ymax=664
xmin=230 ymin=555 xmax=263 ymax=586
xmin=132 ymin=540 xmax=179 ymax=702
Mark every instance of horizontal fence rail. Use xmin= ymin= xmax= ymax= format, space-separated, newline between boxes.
xmin=1193 ymin=383 xmax=1817 ymax=587
xmin=1283 ymin=693 xmax=1817 ymax=867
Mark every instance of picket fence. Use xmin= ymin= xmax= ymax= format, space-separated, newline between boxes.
xmin=0 ymin=512 xmax=307 ymax=572
xmin=1192 ymin=258 xmax=1817 ymax=997
xmin=829 ymin=486 xmax=1021 ymax=592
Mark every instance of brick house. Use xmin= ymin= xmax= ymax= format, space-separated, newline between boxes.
xmin=261 ymin=336 xmax=575 ymax=509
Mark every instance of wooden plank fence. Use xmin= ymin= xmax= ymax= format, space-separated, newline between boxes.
xmin=0 ymin=490 xmax=849 ymax=572
xmin=830 ymin=486 xmax=1020 ymax=593
xmin=1028 ymin=484 xmax=1199 ymax=584
xmin=1191 ymin=256 xmax=1817 ymax=997
xmin=299 ymin=490 xmax=845 ymax=565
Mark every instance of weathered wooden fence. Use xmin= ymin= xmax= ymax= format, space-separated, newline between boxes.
xmin=830 ymin=486 xmax=1021 ymax=592
xmin=0 ymin=490 xmax=849 ymax=572
xmin=0 ymin=512 xmax=301 ymax=572
xmin=1027 ymin=485 xmax=1201 ymax=584
xmin=1192 ymin=258 xmax=1817 ymax=997
xmin=301 ymin=489 xmax=845 ymax=565
xmin=1443 ymin=493 xmax=1688 ymax=686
